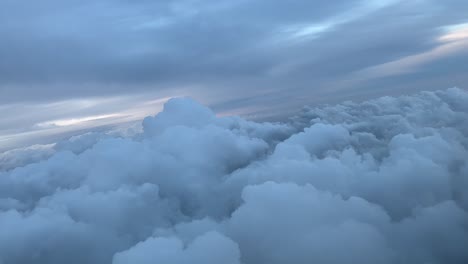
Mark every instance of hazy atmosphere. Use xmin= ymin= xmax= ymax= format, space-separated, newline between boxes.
xmin=1 ymin=1 xmax=468 ymax=264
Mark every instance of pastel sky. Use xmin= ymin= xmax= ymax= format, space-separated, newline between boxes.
xmin=1 ymin=0 xmax=468 ymax=150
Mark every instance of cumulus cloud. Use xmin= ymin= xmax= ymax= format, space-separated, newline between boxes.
xmin=113 ymin=231 xmax=241 ymax=264
xmin=1 ymin=88 xmax=468 ymax=263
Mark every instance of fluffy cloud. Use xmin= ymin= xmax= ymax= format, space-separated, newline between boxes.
xmin=1 ymin=88 xmax=468 ymax=263
xmin=113 ymin=231 xmax=241 ymax=264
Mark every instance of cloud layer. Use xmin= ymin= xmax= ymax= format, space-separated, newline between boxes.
xmin=2 ymin=0 xmax=468 ymax=150
xmin=1 ymin=88 xmax=468 ymax=264
xmin=1 ymin=0 xmax=468 ymax=106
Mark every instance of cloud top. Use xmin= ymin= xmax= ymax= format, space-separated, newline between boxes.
xmin=1 ymin=88 xmax=468 ymax=263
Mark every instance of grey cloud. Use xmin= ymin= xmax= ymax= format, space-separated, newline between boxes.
xmin=1 ymin=88 xmax=468 ymax=263
xmin=1 ymin=0 xmax=467 ymax=106
xmin=113 ymin=231 xmax=241 ymax=264
xmin=0 ymin=144 xmax=55 ymax=171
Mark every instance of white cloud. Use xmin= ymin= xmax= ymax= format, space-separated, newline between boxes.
xmin=1 ymin=88 xmax=468 ymax=263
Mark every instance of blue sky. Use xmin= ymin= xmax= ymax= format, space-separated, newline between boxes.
xmin=1 ymin=0 xmax=468 ymax=150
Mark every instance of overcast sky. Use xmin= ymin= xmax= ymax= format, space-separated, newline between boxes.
xmin=1 ymin=0 xmax=468 ymax=150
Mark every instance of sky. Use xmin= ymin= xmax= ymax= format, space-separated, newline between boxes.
xmin=1 ymin=0 xmax=468 ymax=150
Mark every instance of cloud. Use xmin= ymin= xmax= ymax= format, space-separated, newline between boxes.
xmin=0 ymin=144 xmax=55 ymax=171
xmin=1 ymin=0 xmax=468 ymax=110
xmin=113 ymin=231 xmax=241 ymax=264
xmin=225 ymin=182 xmax=396 ymax=264
xmin=1 ymin=88 xmax=468 ymax=263
xmin=2 ymin=0 xmax=468 ymax=147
